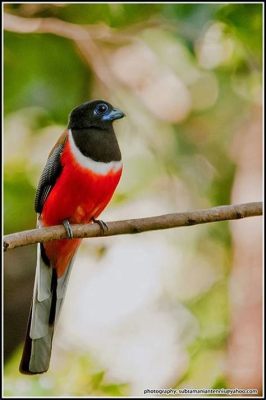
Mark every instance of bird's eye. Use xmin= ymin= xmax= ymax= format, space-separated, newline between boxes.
xmin=94 ymin=103 xmax=109 ymax=116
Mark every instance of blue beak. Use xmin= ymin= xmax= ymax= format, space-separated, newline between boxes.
xmin=102 ymin=108 xmax=125 ymax=121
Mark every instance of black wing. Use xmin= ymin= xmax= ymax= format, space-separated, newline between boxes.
xmin=34 ymin=143 xmax=65 ymax=213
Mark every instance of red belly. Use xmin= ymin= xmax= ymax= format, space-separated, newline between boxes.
xmin=41 ymin=141 xmax=122 ymax=277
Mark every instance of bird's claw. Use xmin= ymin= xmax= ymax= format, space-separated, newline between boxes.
xmin=92 ymin=218 xmax=108 ymax=234
xmin=63 ymin=219 xmax=74 ymax=239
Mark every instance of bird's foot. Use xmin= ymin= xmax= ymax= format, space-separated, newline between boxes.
xmin=92 ymin=218 xmax=108 ymax=234
xmin=63 ymin=219 xmax=74 ymax=239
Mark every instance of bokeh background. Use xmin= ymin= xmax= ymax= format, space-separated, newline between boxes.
xmin=3 ymin=3 xmax=263 ymax=397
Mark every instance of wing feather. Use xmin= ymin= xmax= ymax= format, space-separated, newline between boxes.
xmin=19 ymin=130 xmax=72 ymax=374
xmin=34 ymin=131 xmax=67 ymax=213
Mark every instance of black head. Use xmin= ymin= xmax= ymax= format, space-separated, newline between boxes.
xmin=68 ymin=100 xmax=124 ymax=162
xmin=68 ymin=100 xmax=125 ymax=130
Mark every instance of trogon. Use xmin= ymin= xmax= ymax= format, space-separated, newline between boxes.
xmin=19 ymin=100 xmax=125 ymax=374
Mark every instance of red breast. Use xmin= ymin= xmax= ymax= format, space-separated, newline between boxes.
xmin=41 ymin=135 xmax=122 ymax=277
xmin=41 ymin=135 xmax=122 ymax=226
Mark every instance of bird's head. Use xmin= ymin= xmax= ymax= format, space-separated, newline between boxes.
xmin=68 ymin=100 xmax=125 ymax=130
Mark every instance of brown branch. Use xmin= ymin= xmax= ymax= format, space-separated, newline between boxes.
xmin=3 ymin=12 xmax=157 ymax=94
xmin=4 ymin=11 xmax=134 ymax=41
xmin=3 ymin=202 xmax=263 ymax=252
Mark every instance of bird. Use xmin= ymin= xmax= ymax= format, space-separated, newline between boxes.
xmin=19 ymin=100 xmax=125 ymax=374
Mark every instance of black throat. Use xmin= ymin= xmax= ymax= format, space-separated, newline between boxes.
xmin=71 ymin=127 xmax=121 ymax=163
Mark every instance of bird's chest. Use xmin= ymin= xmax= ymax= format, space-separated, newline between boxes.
xmin=42 ymin=142 xmax=122 ymax=225
xmin=65 ymin=163 xmax=122 ymax=223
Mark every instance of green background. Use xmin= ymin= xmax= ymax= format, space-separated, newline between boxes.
xmin=4 ymin=3 xmax=262 ymax=397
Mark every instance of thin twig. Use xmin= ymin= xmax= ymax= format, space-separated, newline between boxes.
xmin=3 ymin=202 xmax=263 ymax=251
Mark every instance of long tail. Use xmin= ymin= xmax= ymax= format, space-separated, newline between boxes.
xmin=19 ymin=243 xmax=75 ymax=374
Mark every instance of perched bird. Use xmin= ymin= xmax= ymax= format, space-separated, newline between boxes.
xmin=19 ymin=100 xmax=125 ymax=374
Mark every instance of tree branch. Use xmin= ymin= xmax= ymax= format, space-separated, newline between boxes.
xmin=3 ymin=202 xmax=262 ymax=252
xmin=3 ymin=12 xmax=132 ymax=90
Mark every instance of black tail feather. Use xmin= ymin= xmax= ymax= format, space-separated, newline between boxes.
xmin=49 ymin=269 xmax=58 ymax=326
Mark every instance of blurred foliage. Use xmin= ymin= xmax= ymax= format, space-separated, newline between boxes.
xmin=216 ymin=4 xmax=262 ymax=64
xmin=4 ymin=33 xmax=89 ymax=121
xmin=4 ymin=350 xmax=129 ymax=396
xmin=4 ymin=167 xmax=36 ymax=233
xmin=4 ymin=2 xmax=262 ymax=397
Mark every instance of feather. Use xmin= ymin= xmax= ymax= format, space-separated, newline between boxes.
xmin=19 ymin=243 xmax=75 ymax=374
xmin=35 ymin=131 xmax=67 ymax=214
